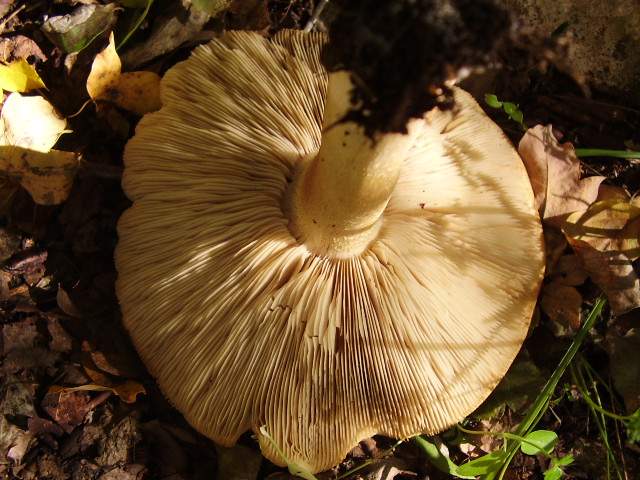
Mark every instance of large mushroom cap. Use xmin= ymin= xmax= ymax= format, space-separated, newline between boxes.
xmin=116 ymin=30 xmax=544 ymax=472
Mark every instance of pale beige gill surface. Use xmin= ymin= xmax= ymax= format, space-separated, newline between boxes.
xmin=116 ymin=30 xmax=544 ymax=473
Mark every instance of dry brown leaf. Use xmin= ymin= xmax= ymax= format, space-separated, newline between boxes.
xmin=541 ymin=280 xmax=582 ymax=334
xmin=518 ymin=125 xmax=604 ymax=226
xmin=563 ymin=199 xmax=640 ymax=314
xmin=87 ymin=32 xmax=161 ymax=115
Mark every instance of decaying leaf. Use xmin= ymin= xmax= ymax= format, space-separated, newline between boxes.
xmin=0 ymin=93 xmax=79 ymax=205
xmin=41 ymin=3 xmax=119 ymax=53
xmin=518 ymin=125 xmax=604 ymax=226
xmin=605 ymin=328 xmax=640 ymax=413
xmin=0 ymin=35 xmax=47 ymax=64
xmin=0 ymin=59 xmax=46 ymax=93
xmin=87 ymin=33 xmax=161 ymax=115
xmin=540 ymin=254 xmax=588 ymax=334
xmin=563 ymin=199 xmax=640 ymax=314
xmin=541 ymin=281 xmax=582 ymax=334
xmin=121 ymin=1 xmax=211 ymax=68
xmin=0 ymin=146 xmax=78 ymax=205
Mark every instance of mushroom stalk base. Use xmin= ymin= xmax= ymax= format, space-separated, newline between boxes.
xmin=289 ymin=72 xmax=420 ymax=258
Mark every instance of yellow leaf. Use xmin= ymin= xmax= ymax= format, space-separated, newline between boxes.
xmin=0 ymin=59 xmax=46 ymax=93
xmin=86 ymin=31 xmax=161 ymax=115
xmin=0 ymin=93 xmax=68 ymax=152
xmin=115 ymin=71 xmax=161 ymax=115
xmin=86 ymin=32 xmax=121 ymax=101
xmin=0 ymin=145 xmax=78 ymax=205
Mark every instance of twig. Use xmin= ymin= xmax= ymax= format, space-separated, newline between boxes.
xmin=304 ymin=0 xmax=330 ymax=32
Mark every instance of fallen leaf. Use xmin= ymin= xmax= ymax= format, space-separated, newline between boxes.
xmin=605 ymin=328 xmax=640 ymax=412
xmin=0 ymin=93 xmax=78 ymax=204
xmin=42 ymin=4 xmax=119 ymax=53
xmin=87 ymin=33 xmax=161 ymax=115
xmin=0 ymin=146 xmax=79 ymax=205
xmin=0 ymin=35 xmax=47 ymax=64
xmin=563 ymin=199 xmax=640 ymax=314
xmin=541 ymin=280 xmax=582 ymax=334
xmin=0 ymin=93 xmax=67 ymax=152
xmin=0 ymin=59 xmax=45 ymax=93
xmin=86 ymin=32 xmax=120 ymax=101
xmin=121 ymin=2 xmax=210 ymax=68
xmin=518 ymin=125 xmax=604 ymax=226
xmin=115 ymin=71 xmax=161 ymax=115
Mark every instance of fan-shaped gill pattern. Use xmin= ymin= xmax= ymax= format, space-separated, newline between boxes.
xmin=115 ymin=30 xmax=544 ymax=473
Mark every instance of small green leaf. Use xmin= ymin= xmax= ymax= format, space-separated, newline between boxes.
xmin=484 ymin=93 xmax=503 ymax=108
xmin=520 ymin=430 xmax=558 ymax=456
xmin=510 ymin=109 xmax=524 ymax=125
xmin=502 ymin=102 xmax=518 ymax=115
xmin=544 ymin=466 xmax=564 ymax=480
xmin=625 ymin=409 xmax=640 ymax=443
xmin=554 ymin=454 xmax=574 ymax=467
xmin=544 ymin=454 xmax=574 ymax=480
xmin=456 ymin=450 xmax=508 ymax=477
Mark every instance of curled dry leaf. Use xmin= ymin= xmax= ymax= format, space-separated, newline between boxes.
xmin=0 ymin=93 xmax=78 ymax=205
xmin=87 ymin=33 xmax=161 ymax=115
xmin=518 ymin=125 xmax=604 ymax=226
xmin=563 ymin=199 xmax=640 ymax=314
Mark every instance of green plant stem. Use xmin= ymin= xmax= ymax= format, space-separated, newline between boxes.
xmin=117 ymin=0 xmax=155 ymax=50
xmin=495 ymin=297 xmax=606 ymax=480
xmin=570 ymin=365 xmax=633 ymax=422
xmin=575 ymin=148 xmax=640 ymax=159
xmin=578 ymin=359 xmax=624 ymax=480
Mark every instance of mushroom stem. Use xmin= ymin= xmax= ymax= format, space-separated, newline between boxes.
xmin=290 ymin=72 xmax=419 ymax=257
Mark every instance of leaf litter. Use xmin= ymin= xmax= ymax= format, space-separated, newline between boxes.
xmin=0 ymin=0 xmax=638 ymax=479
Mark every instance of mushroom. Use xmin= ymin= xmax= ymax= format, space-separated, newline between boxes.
xmin=115 ymin=30 xmax=544 ymax=472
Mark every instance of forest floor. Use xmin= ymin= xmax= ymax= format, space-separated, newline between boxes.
xmin=0 ymin=1 xmax=639 ymax=479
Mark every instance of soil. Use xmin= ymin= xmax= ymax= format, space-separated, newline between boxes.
xmin=0 ymin=1 xmax=638 ymax=480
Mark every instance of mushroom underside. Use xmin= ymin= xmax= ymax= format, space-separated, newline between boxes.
xmin=115 ymin=30 xmax=544 ymax=472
